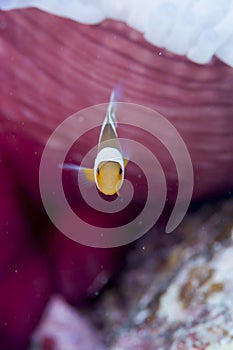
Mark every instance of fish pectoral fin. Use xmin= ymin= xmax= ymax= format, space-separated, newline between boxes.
xmin=59 ymin=163 xmax=94 ymax=182
xmin=59 ymin=162 xmax=81 ymax=171
xmin=59 ymin=163 xmax=95 ymax=188
xmin=82 ymin=168 xmax=95 ymax=183
xmin=123 ymin=158 xmax=128 ymax=167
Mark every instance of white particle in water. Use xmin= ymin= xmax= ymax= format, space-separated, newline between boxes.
xmin=213 ymin=242 xmax=222 ymax=251
xmin=134 ymin=309 xmax=149 ymax=325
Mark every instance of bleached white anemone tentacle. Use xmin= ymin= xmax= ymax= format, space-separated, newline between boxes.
xmin=1 ymin=0 xmax=233 ymax=67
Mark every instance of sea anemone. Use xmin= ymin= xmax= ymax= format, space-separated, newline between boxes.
xmin=0 ymin=2 xmax=232 ymax=349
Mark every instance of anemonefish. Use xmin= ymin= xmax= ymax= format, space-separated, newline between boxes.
xmin=61 ymin=90 xmax=128 ymax=196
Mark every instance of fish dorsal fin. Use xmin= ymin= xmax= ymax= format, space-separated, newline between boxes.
xmin=99 ymin=90 xmax=118 ymax=145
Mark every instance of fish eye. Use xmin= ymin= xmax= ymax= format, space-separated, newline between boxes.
xmin=119 ymin=167 xmax=122 ymax=175
xmin=97 ymin=168 xmax=100 ymax=175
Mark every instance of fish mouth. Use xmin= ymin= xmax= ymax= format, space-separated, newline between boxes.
xmin=95 ymin=180 xmax=123 ymax=196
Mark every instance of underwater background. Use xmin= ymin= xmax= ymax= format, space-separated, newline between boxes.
xmin=0 ymin=2 xmax=233 ymax=349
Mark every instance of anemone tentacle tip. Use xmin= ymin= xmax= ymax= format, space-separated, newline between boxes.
xmin=1 ymin=0 xmax=233 ymax=67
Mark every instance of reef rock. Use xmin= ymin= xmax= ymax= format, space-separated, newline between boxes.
xmin=88 ymin=198 xmax=233 ymax=350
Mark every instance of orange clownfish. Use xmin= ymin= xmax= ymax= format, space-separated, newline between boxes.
xmin=61 ymin=90 xmax=128 ymax=196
